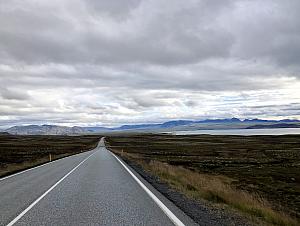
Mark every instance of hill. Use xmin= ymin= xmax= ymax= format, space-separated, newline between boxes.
xmin=6 ymin=125 xmax=87 ymax=135
xmin=4 ymin=118 xmax=300 ymax=135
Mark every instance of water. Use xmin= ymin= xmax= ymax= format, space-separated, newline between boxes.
xmin=172 ymin=128 xmax=300 ymax=136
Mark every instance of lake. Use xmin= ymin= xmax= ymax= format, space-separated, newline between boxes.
xmin=172 ymin=128 xmax=300 ymax=136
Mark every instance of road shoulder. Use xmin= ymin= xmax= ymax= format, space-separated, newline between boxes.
xmin=109 ymin=151 xmax=199 ymax=226
xmin=112 ymin=156 xmax=255 ymax=226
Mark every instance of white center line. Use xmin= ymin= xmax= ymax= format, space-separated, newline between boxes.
xmin=7 ymin=150 xmax=97 ymax=226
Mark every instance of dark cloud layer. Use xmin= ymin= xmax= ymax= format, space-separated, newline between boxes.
xmin=0 ymin=0 xmax=299 ymax=127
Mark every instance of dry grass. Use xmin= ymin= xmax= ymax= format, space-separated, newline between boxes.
xmin=106 ymin=134 xmax=300 ymax=220
xmin=0 ymin=153 xmax=73 ymax=177
xmin=117 ymin=150 xmax=298 ymax=226
xmin=0 ymin=134 xmax=100 ymax=177
xmin=147 ymin=161 xmax=297 ymax=226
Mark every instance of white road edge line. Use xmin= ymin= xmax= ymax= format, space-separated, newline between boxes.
xmin=7 ymin=151 xmax=97 ymax=226
xmin=110 ymin=152 xmax=185 ymax=226
xmin=0 ymin=150 xmax=93 ymax=182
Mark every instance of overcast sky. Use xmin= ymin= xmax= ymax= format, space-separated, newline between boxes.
xmin=0 ymin=0 xmax=300 ymax=128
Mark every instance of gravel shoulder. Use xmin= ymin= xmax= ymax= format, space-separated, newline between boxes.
xmin=121 ymin=157 xmax=256 ymax=226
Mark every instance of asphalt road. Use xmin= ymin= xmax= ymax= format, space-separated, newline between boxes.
xmin=0 ymin=138 xmax=197 ymax=226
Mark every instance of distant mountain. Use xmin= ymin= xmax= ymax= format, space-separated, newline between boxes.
xmin=243 ymin=118 xmax=300 ymax=123
xmin=117 ymin=123 xmax=159 ymax=130
xmin=246 ymin=123 xmax=300 ymax=129
xmin=95 ymin=118 xmax=299 ymax=131
xmin=196 ymin=118 xmax=242 ymax=123
xmin=278 ymin=119 xmax=300 ymax=123
xmin=5 ymin=125 xmax=87 ymax=135
xmin=160 ymin=120 xmax=194 ymax=128
xmin=4 ymin=118 xmax=300 ymax=135
xmin=243 ymin=118 xmax=272 ymax=123
xmin=112 ymin=120 xmax=194 ymax=130
xmin=84 ymin=126 xmax=112 ymax=132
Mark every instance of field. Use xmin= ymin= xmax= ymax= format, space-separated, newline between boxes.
xmin=106 ymin=134 xmax=300 ymax=225
xmin=0 ymin=134 xmax=100 ymax=177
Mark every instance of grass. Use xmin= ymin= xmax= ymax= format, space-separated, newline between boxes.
xmin=0 ymin=134 xmax=101 ymax=177
xmin=147 ymin=160 xmax=297 ymax=226
xmin=106 ymin=134 xmax=300 ymax=226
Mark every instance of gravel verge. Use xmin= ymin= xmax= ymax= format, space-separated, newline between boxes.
xmin=122 ymin=158 xmax=256 ymax=226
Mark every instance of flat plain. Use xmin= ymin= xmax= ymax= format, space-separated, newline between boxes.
xmin=106 ymin=134 xmax=300 ymax=225
xmin=0 ymin=134 xmax=100 ymax=177
xmin=1 ymin=133 xmax=299 ymax=225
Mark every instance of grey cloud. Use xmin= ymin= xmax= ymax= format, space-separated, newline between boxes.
xmin=184 ymin=100 xmax=199 ymax=107
xmin=0 ymin=0 xmax=299 ymax=69
xmin=0 ymin=0 xmax=300 ymax=127
xmin=0 ymin=87 xmax=30 ymax=100
xmin=131 ymin=95 xmax=168 ymax=108
xmin=228 ymin=1 xmax=300 ymax=71
xmin=84 ymin=0 xmax=141 ymax=19
xmin=0 ymin=0 xmax=234 ymax=65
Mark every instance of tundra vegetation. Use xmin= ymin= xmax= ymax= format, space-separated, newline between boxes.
xmin=106 ymin=134 xmax=300 ymax=226
xmin=0 ymin=134 xmax=100 ymax=177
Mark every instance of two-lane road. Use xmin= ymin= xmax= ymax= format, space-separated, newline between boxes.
xmin=0 ymin=138 xmax=197 ymax=225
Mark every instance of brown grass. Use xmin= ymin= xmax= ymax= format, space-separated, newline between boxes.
xmin=116 ymin=150 xmax=298 ymax=226
xmin=0 ymin=134 xmax=100 ymax=177
xmin=105 ymin=134 xmax=300 ymax=221
xmin=0 ymin=153 xmax=74 ymax=177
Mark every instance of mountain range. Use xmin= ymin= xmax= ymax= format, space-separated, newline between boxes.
xmin=2 ymin=118 xmax=300 ymax=135
xmin=5 ymin=125 xmax=86 ymax=135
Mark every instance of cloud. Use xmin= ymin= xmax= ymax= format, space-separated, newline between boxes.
xmin=0 ymin=0 xmax=300 ymax=127
xmin=0 ymin=86 xmax=31 ymax=101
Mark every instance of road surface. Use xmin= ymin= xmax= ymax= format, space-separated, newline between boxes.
xmin=0 ymin=138 xmax=197 ymax=226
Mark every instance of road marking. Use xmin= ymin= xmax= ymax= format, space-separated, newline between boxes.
xmin=7 ymin=151 xmax=97 ymax=226
xmin=0 ymin=150 xmax=93 ymax=182
xmin=110 ymin=152 xmax=185 ymax=226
